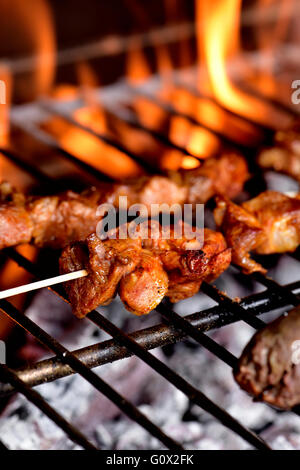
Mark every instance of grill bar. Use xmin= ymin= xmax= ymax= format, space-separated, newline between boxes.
xmin=173 ymin=81 xmax=283 ymax=135
xmin=0 ymin=298 xmax=182 ymax=450
xmin=1 ymin=78 xmax=299 ymax=450
xmin=0 ymin=440 xmax=8 ymax=450
xmin=0 ymin=148 xmax=53 ymax=185
xmin=39 ymin=101 xmax=158 ymax=173
xmin=156 ymin=302 xmax=238 ymax=369
xmin=251 ymin=271 xmax=300 ymax=307
xmin=100 ymin=104 xmax=196 ymax=159
xmin=201 ymin=282 xmax=266 ymax=330
xmin=10 ymin=119 xmax=113 ymax=182
xmin=0 ymin=363 xmax=97 ymax=450
xmin=9 ymin=23 xmax=195 ymax=75
xmin=3 ymin=248 xmax=269 ymax=450
xmin=1 ymin=279 xmax=300 ymax=394
xmin=125 ymin=84 xmax=254 ymax=150
xmin=87 ymin=309 xmax=270 ymax=450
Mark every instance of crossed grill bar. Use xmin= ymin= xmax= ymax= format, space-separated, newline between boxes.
xmin=0 ymin=77 xmax=299 ymax=450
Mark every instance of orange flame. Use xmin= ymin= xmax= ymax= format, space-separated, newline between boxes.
xmin=59 ymin=117 xmax=143 ymax=180
xmin=197 ymin=0 xmax=291 ymax=129
xmin=47 ymin=59 xmax=142 ymax=180
xmin=0 ymin=244 xmax=37 ymax=337
xmin=154 ymin=43 xmax=174 ymax=88
xmin=169 ymin=116 xmax=220 ymax=158
xmin=76 ymin=61 xmax=101 ymax=108
xmin=126 ymin=42 xmax=151 ymax=84
xmin=2 ymin=0 xmax=56 ymax=97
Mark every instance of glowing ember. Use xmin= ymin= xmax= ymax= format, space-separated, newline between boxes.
xmin=181 ymin=156 xmax=200 ymax=170
xmin=59 ymin=122 xmax=143 ymax=180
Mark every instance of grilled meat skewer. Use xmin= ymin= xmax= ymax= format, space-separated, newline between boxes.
xmin=214 ymin=191 xmax=300 ymax=274
xmin=0 ymin=152 xmax=248 ymax=251
xmin=234 ymin=306 xmax=300 ymax=410
xmin=59 ymin=224 xmax=231 ymax=317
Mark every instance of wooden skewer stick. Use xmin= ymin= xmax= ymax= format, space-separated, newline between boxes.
xmin=0 ymin=269 xmax=88 ymax=300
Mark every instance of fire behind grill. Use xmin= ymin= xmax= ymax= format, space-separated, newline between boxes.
xmin=0 ymin=2 xmax=300 ymax=447
xmin=0 ymin=68 xmax=299 ymax=451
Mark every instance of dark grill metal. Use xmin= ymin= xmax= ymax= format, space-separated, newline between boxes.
xmin=0 ymin=72 xmax=299 ymax=450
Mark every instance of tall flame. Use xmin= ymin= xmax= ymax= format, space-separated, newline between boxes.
xmin=1 ymin=0 xmax=56 ymax=97
xmin=197 ymin=0 xmax=291 ymax=128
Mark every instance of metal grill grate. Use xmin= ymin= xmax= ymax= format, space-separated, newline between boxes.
xmin=0 ymin=76 xmax=299 ymax=450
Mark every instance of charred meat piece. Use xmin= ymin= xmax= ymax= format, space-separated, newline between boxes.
xmin=165 ymin=240 xmax=232 ymax=304
xmin=166 ymin=271 xmax=202 ymax=303
xmin=234 ymin=307 xmax=300 ymax=410
xmin=133 ymin=222 xmax=231 ymax=300
xmin=144 ymin=226 xmax=231 ymax=280
xmin=258 ymin=120 xmax=300 ymax=181
xmin=60 ymin=234 xmax=142 ymax=318
xmin=0 ymin=151 xmax=248 ymax=251
xmin=0 ymin=184 xmax=105 ymax=251
xmin=110 ymin=151 xmax=248 ymax=207
xmin=214 ymin=191 xmax=300 ymax=274
xmin=177 ymin=151 xmax=249 ymax=204
xmin=29 ymin=189 xmax=103 ymax=249
xmin=60 ymin=224 xmax=231 ymax=317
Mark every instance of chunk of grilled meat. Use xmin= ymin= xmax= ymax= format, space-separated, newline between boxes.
xmin=60 ymin=234 xmax=143 ymax=318
xmin=214 ymin=191 xmax=300 ymax=274
xmin=175 ymin=151 xmax=249 ymax=204
xmin=0 ymin=152 xmax=248 ymax=251
xmin=166 ymin=272 xmax=202 ymax=304
xmin=258 ymin=120 xmax=300 ymax=181
xmin=143 ymin=226 xmax=232 ymax=303
xmin=234 ymin=307 xmax=300 ymax=410
xmin=119 ymin=250 xmax=168 ymax=315
xmin=59 ymin=224 xmax=231 ymax=317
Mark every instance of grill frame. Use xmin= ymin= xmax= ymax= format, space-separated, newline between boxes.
xmin=0 ymin=74 xmax=299 ymax=450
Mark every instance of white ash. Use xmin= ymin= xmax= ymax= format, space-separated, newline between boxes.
xmin=0 ymin=272 xmax=299 ymax=451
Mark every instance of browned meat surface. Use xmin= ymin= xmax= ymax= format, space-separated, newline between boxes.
xmin=258 ymin=120 xmax=300 ymax=181
xmin=60 ymin=224 xmax=231 ymax=317
xmin=0 ymin=151 xmax=248 ymax=251
xmin=60 ymin=234 xmax=142 ymax=318
xmin=29 ymin=189 xmax=103 ymax=249
xmin=0 ymin=182 xmax=33 ymax=249
xmin=178 ymin=151 xmax=249 ymax=204
xmin=108 ymin=151 xmax=248 ymax=207
xmin=214 ymin=191 xmax=300 ymax=274
xmin=166 ymin=272 xmax=202 ymax=303
xmin=144 ymin=226 xmax=231 ymax=282
xmin=119 ymin=250 xmax=168 ymax=315
xmin=234 ymin=307 xmax=300 ymax=410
